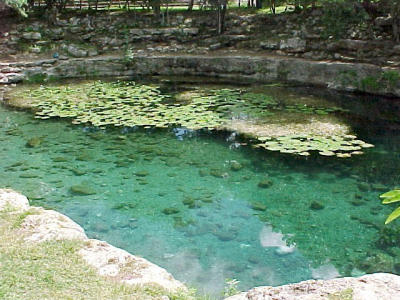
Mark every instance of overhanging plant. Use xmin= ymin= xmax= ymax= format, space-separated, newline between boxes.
xmin=380 ymin=189 xmax=400 ymax=224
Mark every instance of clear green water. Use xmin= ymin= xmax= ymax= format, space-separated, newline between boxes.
xmin=1 ymin=80 xmax=400 ymax=297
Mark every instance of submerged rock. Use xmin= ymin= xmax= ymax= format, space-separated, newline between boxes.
xmin=230 ymin=161 xmax=243 ymax=171
xmin=134 ymin=170 xmax=149 ymax=177
xmin=198 ymin=169 xmax=207 ymax=177
xmin=310 ymin=201 xmax=325 ymax=210
xmin=90 ymin=222 xmax=109 ymax=233
xmin=360 ymin=252 xmax=395 ymax=273
xmin=210 ymin=169 xmax=228 ymax=178
xmin=71 ymin=168 xmax=86 ymax=176
xmin=214 ymin=230 xmax=238 ymax=242
xmin=52 ymin=157 xmax=69 ymax=162
xmin=182 ymin=197 xmax=195 ymax=208
xmin=162 ymin=207 xmax=180 ymax=215
xmin=371 ymin=183 xmax=388 ymax=192
xmin=258 ymin=178 xmax=273 ymax=188
xmin=70 ymin=183 xmax=96 ymax=195
xmin=358 ymin=182 xmax=370 ymax=192
xmin=250 ymin=202 xmax=267 ymax=211
xmin=19 ymin=173 xmax=39 ymax=178
xmin=26 ymin=137 xmax=43 ymax=148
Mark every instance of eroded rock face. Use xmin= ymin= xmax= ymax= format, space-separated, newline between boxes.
xmin=0 ymin=188 xmax=186 ymax=293
xmin=0 ymin=188 xmax=29 ymax=212
xmin=225 ymin=273 xmax=400 ymax=300
xmin=79 ymin=239 xmax=186 ymax=291
xmin=20 ymin=207 xmax=87 ymax=242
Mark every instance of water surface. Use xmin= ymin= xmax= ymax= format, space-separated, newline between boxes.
xmin=1 ymin=79 xmax=400 ymax=296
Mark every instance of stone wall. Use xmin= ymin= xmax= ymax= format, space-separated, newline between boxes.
xmin=2 ymin=54 xmax=400 ymax=97
xmin=2 ymin=10 xmax=400 ymax=66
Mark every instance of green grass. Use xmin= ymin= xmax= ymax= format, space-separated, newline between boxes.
xmin=0 ymin=209 xmax=196 ymax=300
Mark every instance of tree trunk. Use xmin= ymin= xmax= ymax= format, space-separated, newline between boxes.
xmin=391 ymin=2 xmax=400 ymax=42
xmin=150 ymin=0 xmax=161 ymax=21
xmin=255 ymin=0 xmax=261 ymax=9
xmin=188 ymin=0 xmax=194 ymax=11
xmin=217 ymin=1 xmax=226 ymax=34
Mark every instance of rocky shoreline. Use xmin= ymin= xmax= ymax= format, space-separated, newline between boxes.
xmin=1 ymin=54 xmax=400 ymax=97
xmin=2 ymin=188 xmax=400 ymax=299
xmin=0 ymin=188 xmax=186 ymax=294
xmin=226 ymin=273 xmax=400 ymax=300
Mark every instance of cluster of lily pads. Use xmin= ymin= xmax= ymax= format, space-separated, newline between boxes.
xmin=255 ymin=134 xmax=374 ymax=157
xmin=13 ymin=80 xmax=374 ymax=158
xmin=28 ymin=81 xmax=223 ymax=130
xmin=284 ymin=104 xmax=348 ymax=115
xmin=21 ymin=82 xmax=281 ymax=130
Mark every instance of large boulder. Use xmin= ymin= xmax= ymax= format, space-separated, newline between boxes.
xmin=20 ymin=207 xmax=88 ymax=242
xmin=225 ymin=273 xmax=400 ymax=300
xmin=79 ymin=239 xmax=187 ymax=291
xmin=0 ymin=188 xmax=29 ymax=212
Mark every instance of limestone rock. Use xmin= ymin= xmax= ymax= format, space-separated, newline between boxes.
xmin=79 ymin=239 xmax=187 ymax=291
xmin=0 ymin=188 xmax=187 ymax=293
xmin=183 ymin=28 xmax=199 ymax=35
xmin=20 ymin=207 xmax=87 ymax=242
xmin=63 ymin=44 xmax=88 ymax=58
xmin=22 ymin=32 xmax=42 ymax=41
xmin=260 ymin=40 xmax=280 ymax=50
xmin=375 ymin=16 xmax=393 ymax=27
xmin=0 ymin=189 xmax=29 ymax=212
xmin=280 ymin=37 xmax=306 ymax=53
xmin=225 ymin=273 xmax=400 ymax=300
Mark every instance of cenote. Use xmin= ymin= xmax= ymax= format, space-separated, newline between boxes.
xmin=2 ymin=77 xmax=400 ymax=297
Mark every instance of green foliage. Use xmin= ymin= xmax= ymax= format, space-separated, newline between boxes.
xmin=382 ymin=70 xmax=400 ymax=88
xmin=337 ymin=70 xmax=400 ymax=92
xmin=327 ymin=288 xmax=353 ymax=300
xmin=381 ymin=189 xmax=400 ymax=224
xmin=12 ymin=81 xmax=280 ymax=130
xmin=255 ymin=134 xmax=374 ymax=158
xmin=223 ymin=278 xmax=240 ymax=297
xmin=360 ymin=71 xmax=400 ymax=92
xmin=4 ymin=0 xmax=27 ymax=16
xmin=360 ymin=76 xmax=380 ymax=91
xmin=320 ymin=0 xmax=366 ymax=39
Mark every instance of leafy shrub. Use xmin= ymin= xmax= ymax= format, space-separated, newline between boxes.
xmin=320 ymin=0 xmax=367 ymax=39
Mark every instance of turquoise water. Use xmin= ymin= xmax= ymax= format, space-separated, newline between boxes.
xmin=1 ymin=80 xmax=400 ymax=296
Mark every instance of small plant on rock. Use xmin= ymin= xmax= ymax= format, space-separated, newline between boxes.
xmin=223 ymin=278 xmax=240 ymax=297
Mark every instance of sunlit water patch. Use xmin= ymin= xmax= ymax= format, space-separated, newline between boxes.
xmin=2 ymin=79 xmax=400 ymax=297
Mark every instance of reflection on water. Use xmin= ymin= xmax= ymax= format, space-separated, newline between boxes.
xmin=1 ymin=79 xmax=400 ymax=297
xmin=259 ymin=225 xmax=296 ymax=255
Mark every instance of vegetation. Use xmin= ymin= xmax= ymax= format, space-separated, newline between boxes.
xmin=2 ymin=0 xmax=400 ymax=39
xmin=380 ymin=189 xmax=400 ymax=224
xmin=8 ymin=80 xmax=374 ymax=158
xmin=255 ymin=134 xmax=374 ymax=158
xmin=3 ymin=0 xmax=27 ymax=16
xmin=0 ymin=207 xmax=195 ymax=300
